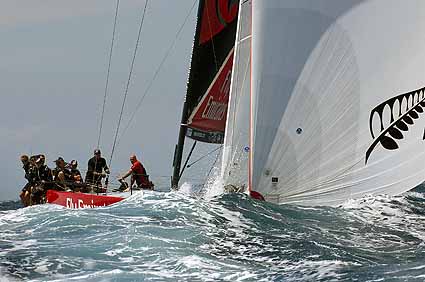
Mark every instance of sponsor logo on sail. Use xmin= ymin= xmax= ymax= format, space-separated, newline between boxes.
xmin=199 ymin=0 xmax=239 ymax=44
xmin=201 ymin=69 xmax=231 ymax=121
xmin=217 ymin=0 xmax=239 ymax=27
xmin=366 ymin=86 xmax=425 ymax=164
xmin=201 ymin=96 xmax=227 ymax=120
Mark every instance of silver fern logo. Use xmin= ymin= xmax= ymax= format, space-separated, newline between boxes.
xmin=366 ymin=87 xmax=425 ymax=164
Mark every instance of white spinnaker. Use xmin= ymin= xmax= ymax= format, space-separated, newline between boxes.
xmin=251 ymin=0 xmax=425 ymax=206
xmin=221 ymin=0 xmax=252 ymax=188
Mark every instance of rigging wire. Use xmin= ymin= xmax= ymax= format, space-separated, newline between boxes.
xmin=115 ymin=0 xmax=198 ymax=146
xmin=97 ymin=0 xmax=120 ymax=148
xmin=186 ymin=145 xmax=222 ymax=168
xmin=203 ymin=146 xmax=222 ymax=189
xmin=109 ymin=0 xmax=149 ymax=168
xmin=205 ymin=0 xmax=219 ymax=71
xmin=92 ymin=0 xmax=121 ymax=190
xmin=178 ymin=141 xmax=197 ymax=179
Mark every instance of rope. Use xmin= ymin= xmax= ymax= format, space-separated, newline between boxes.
xmin=109 ymin=0 xmax=149 ymax=168
xmin=115 ymin=0 xmax=198 ymax=145
xmin=97 ymin=0 xmax=120 ymax=148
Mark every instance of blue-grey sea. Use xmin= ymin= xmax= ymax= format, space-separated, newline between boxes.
xmin=1 ymin=184 xmax=425 ymax=281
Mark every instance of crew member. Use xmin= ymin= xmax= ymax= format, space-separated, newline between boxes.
xmin=85 ymin=149 xmax=110 ymax=188
xmin=36 ymin=155 xmax=53 ymax=183
xmin=118 ymin=154 xmax=153 ymax=190
xmin=30 ymin=156 xmax=53 ymax=204
xmin=69 ymin=160 xmax=82 ymax=183
xmin=19 ymin=155 xmax=32 ymax=206
xmin=69 ymin=160 xmax=84 ymax=192
xmin=52 ymin=157 xmax=71 ymax=190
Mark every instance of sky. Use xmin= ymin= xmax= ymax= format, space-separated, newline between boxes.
xmin=0 ymin=0 xmax=219 ymax=201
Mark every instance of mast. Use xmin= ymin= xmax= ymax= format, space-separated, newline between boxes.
xmin=171 ymin=101 xmax=188 ymax=189
xmin=171 ymin=0 xmax=205 ymax=189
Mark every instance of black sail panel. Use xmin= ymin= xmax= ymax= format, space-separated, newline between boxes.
xmin=185 ymin=0 xmax=239 ymax=144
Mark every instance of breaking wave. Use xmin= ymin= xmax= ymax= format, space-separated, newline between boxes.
xmin=1 ymin=185 xmax=425 ymax=281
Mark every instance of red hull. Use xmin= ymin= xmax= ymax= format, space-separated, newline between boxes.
xmin=46 ymin=190 xmax=124 ymax=209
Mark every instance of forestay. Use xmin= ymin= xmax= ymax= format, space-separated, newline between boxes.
xmin=247 ymin=0 xmax=425 ymax=205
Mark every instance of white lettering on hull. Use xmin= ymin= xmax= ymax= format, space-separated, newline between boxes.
xmin=65 ymin=197 xmax=106 ymax=209
xmin=66 ymin=198 xmax=72 ymax=209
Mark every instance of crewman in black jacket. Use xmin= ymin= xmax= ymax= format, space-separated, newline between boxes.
xmin=85 ymin=149 xmax=110 ymax=189
xmin=19 ymin=155 xmax=32 ymax=206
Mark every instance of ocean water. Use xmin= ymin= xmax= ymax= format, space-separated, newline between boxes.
xmin=1 ymin=185 xmax=425 ymax=281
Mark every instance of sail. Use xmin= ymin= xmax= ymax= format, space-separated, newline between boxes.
xmin=185 ymin=0 xmax=239 ymax=144
xmin=221 ymin=0 xmax=251 ymax=188
xmin=250 ymin=0 xmax=425 ymax=206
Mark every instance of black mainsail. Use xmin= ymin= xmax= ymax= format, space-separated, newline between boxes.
xmin=171 ymin=0 xmax=239 ymax=188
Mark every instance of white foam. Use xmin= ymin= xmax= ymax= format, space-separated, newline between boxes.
xmin=34 ymin=262 xmax=49 ymax=274
xmin=204 ymin=175 xmax=224 ymax=200
xmin=178 ymin=182 xmax=194 ymax=195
